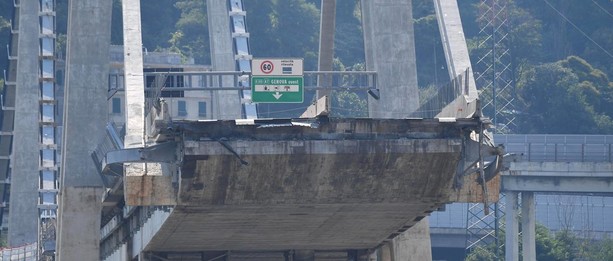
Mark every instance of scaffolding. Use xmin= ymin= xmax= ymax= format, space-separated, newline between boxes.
xmin=465 ymin=0 xmax=511 ymax=258
xmin=475 ymin=0 xmax=516 ymax=133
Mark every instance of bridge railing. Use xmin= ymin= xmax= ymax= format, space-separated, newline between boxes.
xmin=108 ymin=71 xmax=378 ymax=119
xmin=413 ymin=68 xmax=471 ymax=118
xmin=495 ymin=134 xmax=613 ymax=162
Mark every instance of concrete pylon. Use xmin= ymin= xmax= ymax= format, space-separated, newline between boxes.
xmin=56 ymin=0 xmax=112 ymax=259
xmin=361 ymin=0 xmax=419 ymax=118
xmin=361 ymin=1 xmax=431 ymax=259
xmin=521 ymin=192 xmax=536 ymax=260
xmin=207 ymin=0 xmax=242 ymax=119
xmin=8 ymin=0 xmax=41 ymax=246
xmin=394 ymin=218 xmax=433 ymax=261
xmin=316 ymin=0 xmax=336 ymax=104
xmin=505 ymin=192 xmax=520 ymax=261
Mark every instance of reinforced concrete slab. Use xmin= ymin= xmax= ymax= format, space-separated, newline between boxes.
xmin=131 ymin=118 xmax=481 ymax=252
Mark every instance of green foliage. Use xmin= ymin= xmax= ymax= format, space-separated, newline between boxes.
xmin=275 ymin=0 xmax=319 ymax=69
xmin=172 ymin=0 xmax=209 ymax=64
xmin=580 ymin=237 xmax=613 ymax=260
xmin=55 ymin=34 xmax=67 ymax=58
xmin=465 ymin=225 xmax=603 ymax=261
xmin=505 ymin=2 xmax=544 ymax=74
xmin=414 ymin=14 xmax=448 ymax=88
xmin=141 ymin=0 xmax=179 ymax=50
xmin=246 ymin=0 xmax=320 ymax=70
xmin=331 ymin=91 xmax=367 ymax=118
xmin=534 ymin=225 xmax=575 ymax=261
xmin=465 ymin=246 xmax=498 ymax=261
xmin=327 ymin=60 xmax=368 ymax=118
xmin=517 ymin=56 xmax=613 ymax=134
xmin=334 ymin=1 xmax=364 ymax=66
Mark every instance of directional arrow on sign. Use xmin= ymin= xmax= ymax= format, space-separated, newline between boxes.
xmin=273 ymin=92 xmax=283 ymax=100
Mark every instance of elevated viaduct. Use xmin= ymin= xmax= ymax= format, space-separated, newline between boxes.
xmin=430 ymin=134 xmax=613 ymax=261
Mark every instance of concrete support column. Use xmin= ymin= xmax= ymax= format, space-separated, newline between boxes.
xmin=392 ymin=218 xmax=432 ymax=261
xmin=8 ymin=0 xmax=41 ymax=246
xmin=122 ymin=0 xmax=145 ymax=149
xmin=207 ymin=0 xmax=241 ymax=119
xmin=56 ymin=0 xmax=112 ymax=259
xmin=521 ymin=192 xmax=536 ymax=260
xmin=505 ymin=192 xmax=519 ymax=261
xmin=376 ymin=218 xmax=432 ymax=261
xmin=316 ymin=0 xmax=336 ymax=103
xmin=378 ymin=243 xmax=393 ymax=261
xmin=360 ymin=0 xmax=419 ymax=118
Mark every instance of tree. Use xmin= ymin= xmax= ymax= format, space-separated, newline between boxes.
xmin=580 ymin=237 xmax=613 ymax=260
xmin=516 ymin=57 xmax=613 ymax=134
xmin=331 ymin=91 xmax=367 ymax=118
xmin=270 ymin=0 xmax=320 ymax=69
xmin=334 ymin=0 xmax=364 ymax=67
xmin=172 ymin=0 xmax=209 ymax=64
xmin=141 ymin=0 xmax=180 ymax=50
xmin=244 ymin=0 xmax=276 ymax=57
xmin=413 ymin=14 xmax=448 ymax=88
xmin=465 ymin=246 xmax=497 ymax=261
xmin=581 ymin=27 xmax=613 ymax=81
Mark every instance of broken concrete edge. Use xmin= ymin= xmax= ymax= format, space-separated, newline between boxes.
xmin=111 ymin=117 xmax=499 ymax=206
xmin=300 ymin=95 xmax=330 ymax=118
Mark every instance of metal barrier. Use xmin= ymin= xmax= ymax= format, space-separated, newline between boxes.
xmin=495 ymin=134 xmax=613 ymax=162
xmin=108 ymin=71 xmax=378 ymax=119
xmin=124 ymin=71 xmax=379 ymax=91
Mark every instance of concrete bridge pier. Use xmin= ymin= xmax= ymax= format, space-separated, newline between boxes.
xmin=521 ymin=192 xmax=536 ymax=260
xmin=380 ymin=218 xmax=433 ymax=261
xmin=502 ymin=161 xmax=613 ymax=260
xmin=505 ymin=191 xmax=520 ymax=261
xmin=360 ymin=0 xmax=433 ymax=259
xmin=505 ymin=192 xmax=536 ymax=261
xmin=56 ymin=0 xmax=112 ymax=259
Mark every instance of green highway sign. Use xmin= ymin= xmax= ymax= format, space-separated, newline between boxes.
xmin=251 ymin=76 xmax=304 ymax=103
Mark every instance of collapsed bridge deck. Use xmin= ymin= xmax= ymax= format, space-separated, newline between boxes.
xmin=107 ymin=118 xmax=485 ymax=252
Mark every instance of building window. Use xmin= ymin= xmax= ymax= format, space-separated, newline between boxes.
xmin=178 ymin=100 xmax=187 ymax=116
xmin=112 ymin=97 xmax=121 ymax=114
xmin=198 ymin=101 xmax=207 ymax=117
xmin=109 ymin=75 xmax=117 ymax=91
